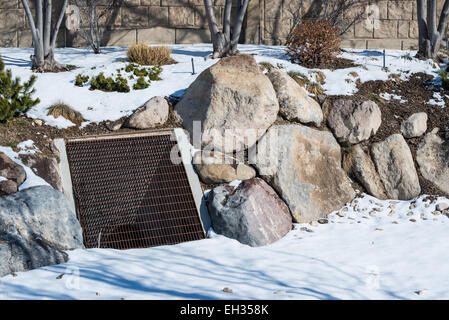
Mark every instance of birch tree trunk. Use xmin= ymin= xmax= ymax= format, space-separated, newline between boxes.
xmin=21 ymin=0 xmax=69 ymax=72
xmin=204 ymin=0 xmax=249 ymax=58
xmin=417 ymin=0 xmax=449 ymax=59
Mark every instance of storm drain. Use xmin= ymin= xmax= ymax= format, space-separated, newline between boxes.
xmin=57 ymin=129 xmax=207 ymax=250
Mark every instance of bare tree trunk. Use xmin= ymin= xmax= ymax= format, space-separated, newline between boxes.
xmin=204 ymin=0 xmax=249 ymax=58
xmin=22 ymin=0 xmax=69 ymax=72
xmin=73 ymin=0 xmax=116 ymax=54
xmin=417 ymin=0 xmax=449 ymax=59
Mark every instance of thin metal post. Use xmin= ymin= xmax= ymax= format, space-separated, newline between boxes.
xmin=191 ymin=58 xmax=196 ymax=75
xmin=383 ymin=49 xmax=386 ymax=69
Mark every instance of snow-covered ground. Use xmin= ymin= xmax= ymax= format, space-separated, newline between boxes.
xmin=0 ymin=44 xmax=439 ymax=128
xmin=1 ymin=193 xmax=448 ymax=300
xmin=1 ymin=44 xmax=448 ymax=300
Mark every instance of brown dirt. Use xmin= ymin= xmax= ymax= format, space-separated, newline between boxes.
xmin=300 ymin=57 xmax=358 ymax=70
xmin=0 ymin=104 xmax=182 ymax=160
xmin=325 ymin=73 xmax=449 ymax=197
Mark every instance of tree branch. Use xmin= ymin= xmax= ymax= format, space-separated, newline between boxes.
xmin=203 ymin=0 xmax=219 ymax=37
xmin=21 ymin=0 xmax=39 ymax=45
xmin=231 ymin=0 xmax=249 ymax=45
xmin=50 ymin=0 xmax=68 ymax=49
xmin=43 ymin=0 xmax=52 ymax=56
xmin=223 ymin=0 xmax=232 ymax=40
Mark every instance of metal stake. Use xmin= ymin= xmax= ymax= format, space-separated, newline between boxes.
xmin=191 ymin=58 xmax=196 ymax=75
xmin=383 ymin=49 xmax=386 ymax=69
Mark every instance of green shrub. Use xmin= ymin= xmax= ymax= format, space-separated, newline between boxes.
xmin=439 ymin=70 xmax=449 ymax=90
xmin=0 ymin=56 xmax=40 ymax=122
xmin=133 ymin=76 xmax=150 ymax=90
xmin=133 ymin=67 xmax=148 ymax=77
xmin=75 ymin=74 xmax=89 ymax=86
xmin=90 ymin=73 xmax=130 ymax=93
xmin=148 ymin=65 xmax=162 ymax=81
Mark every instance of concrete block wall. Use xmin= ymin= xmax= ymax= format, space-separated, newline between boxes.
xmin=0 ymin=0 xmax=446 ymax=50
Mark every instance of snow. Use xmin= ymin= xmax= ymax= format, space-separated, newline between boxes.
xmin=1 ymin=193 xmax=448 ymax=300
xmin=17 ymin=139 xmax=40 ymax=155
xmin=0 ymin=145 xmax=49 ymax=190
xmin=380 ymin=92 xmax=407 ymax=103
xmin=0 ymin=44 xmax=447 ymax=300
xmin=428 ymin=92 xmax=447 ymax=107
xmin=0 ymin=45 xmax=439 ymax=128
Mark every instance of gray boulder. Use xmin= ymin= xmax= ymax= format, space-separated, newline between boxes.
xmin=0 ymin=179 xmax=18 ymax=195
xmin=327 ymin=99 xmax=382 ymax=145
xmin=207 ymin=178 xmax=292 ymax=247
xmin=20 ymin=154 xmax=62 ymax=191
xmin=401 ymin=112 xmax=428 ymax=138
xmin=371 ymin=134 xmax=421 ymax=200
xmin=175 ymin=54 xmax=279 ymax=153
xmin=0 ymin=186 xmax=83 ymax=277
xmin=343 ymin=145 xmax=388 ymax=199
xmin=125 ymin=96 xmax=169 ymax=129
xmin=0 ymin=152 xmax=26 ymax=186
xmin=250 ymin=124 xmax=355 ymax=223
xmin=193 ymin=151 xmax=256 ymax=184
xmin=416 ymin=132 xmax=449 ymax=195
xmin=267 ymin=68 xmax=323 ymax=126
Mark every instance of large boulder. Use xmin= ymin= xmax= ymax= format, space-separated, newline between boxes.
xmin=175 ymin=54 xmax=279 ymax=153
xmin=0 ymin=186 xmax=84 ymax=277
xmin=267 ymin=68 xmax=323 ymax=126
xmin=371 ymin=134 xmax=421 ymax=200
xmin=0 ymin=152 xmax=26 ymax=186
xmin=19 ymin=154 xmax=62 ymax=191
xmin=401 ymin=112 xmax=428 ymax=138
xmin=125 ymin=96 xmax=169 ymax=130
xmin=343 ymin=145 xmax=387 ymax=199
xmin=250 ymin=124 xmax=355 ymax=223
xmin=416 ymin=132 xmax=449 ymax=195
xmin=327 ymin=99 xmax=382 ymax=145
xmin=193 ymin=151 xmax=256 ymax=184
xmin=206 ymin=178 xmax=292 ymax=247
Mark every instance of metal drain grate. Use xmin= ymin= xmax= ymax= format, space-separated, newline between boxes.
xmin=64 ymin=130 xmax=206 ymax=249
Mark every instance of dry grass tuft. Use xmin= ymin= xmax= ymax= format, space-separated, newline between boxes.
xmin=47 ymin=102 xmax=85 ymax=125
xmin=127 ymin=44 xmax=177 ymax=66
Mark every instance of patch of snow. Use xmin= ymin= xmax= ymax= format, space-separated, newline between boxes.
xmin=0 ymin=45 xmax=439 ymax=128
xmin=1 ymin=193 xmax=449 ymax=300
xmin=17 ymin=140 xmax=40 ymax=155
xmin=428 ymin=92 xmax=446 ymax=108
xmin=0 ymin=145 xmax=49 ymax=190
xmin=379 ymin=93 xmax=407 ymax=103
xmin=229 ymin=180 xmax=242 ymax=190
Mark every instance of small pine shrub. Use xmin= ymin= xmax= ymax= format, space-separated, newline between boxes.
xmin=439 ymin=70 xmax=449 ymax=90
xmin=75 ymin=74 xmax=89 ymax=87
xmin=127 ymin=44 xmax=176 ymax=66
xmin=0 ymin=56 xmax=40 ymax=122
xmin=47 ymin=102 xmax=85 ymax=125
xmin=133 ymin=76 xmax=150 ymax=90
xmin=90 ymin=73 xmax=130 ymax=93
xmin=286 ymin=20 xmax=341 ymax=68
xmin=133 ymin=67 xmax=148 ymax=77
xmin=148 ymin=65 xmax=162 ymax=81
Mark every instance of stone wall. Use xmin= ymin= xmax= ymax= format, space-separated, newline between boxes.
xmin=0 ymin=0 xmax=446 ymax=50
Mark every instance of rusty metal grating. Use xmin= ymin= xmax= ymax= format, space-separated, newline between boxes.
xmin=65 ymin=130 xmax=206 ymax=250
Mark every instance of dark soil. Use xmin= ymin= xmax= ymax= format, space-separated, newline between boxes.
xmin=0 ymin=104 xmax=182 ymax=160
xmin=299 ymin=57 xmax=358 ymax=70
xmin=326 ymin=73 xmax=449 ymax=197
